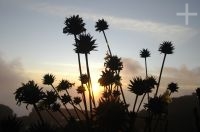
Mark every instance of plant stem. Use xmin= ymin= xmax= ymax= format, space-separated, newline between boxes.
xmin=133 ymin=95 xmax=138 ymax=112
xmin=102 ymin=30 xmax=112 ymax=56
xmin=137 ymin=93 xmax=146 ymax=113
xmin=145 ymin=57 xmax=148 ymax=78
xmin=155 ymin=54 xmax=166 ymax=96
xmin=50 ymin=84 xmax=73 ymax=118
xmin=66 ymin=90 xmax=81 ymax=121
xmin=46 ymin=109 xmax=63 ymax=128
xmin=85 ymin=53 xmax=93 ymax=116
xmin=33 ymin=103 xmax=44 ymax=124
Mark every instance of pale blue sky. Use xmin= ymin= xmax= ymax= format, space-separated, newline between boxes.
xmin=0 ymin=0 xmax=200 ymax=116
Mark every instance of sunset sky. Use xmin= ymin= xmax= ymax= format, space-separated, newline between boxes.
xmin=0 ymin=0 xmax=200 ymax=116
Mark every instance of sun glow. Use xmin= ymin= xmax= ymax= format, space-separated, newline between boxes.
xmin=92 ymin=81 xmax=103 ymax=98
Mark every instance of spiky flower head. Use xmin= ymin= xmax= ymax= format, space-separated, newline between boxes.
xmin=140 ymin=48 xmax=151 ymax=58
xmin=61 ymin=94 xmax=71 ymax=104
xmin=128 ymin=77 xmax=146 ymax=96
xmin=43 ymin=73 xmax=55 ymax=85
xmin=14 ymin=80 xmax=44 ymax=109
xmin=95 ymin=19 xmax=109 ymax=32
xmin=104 ymin=55 xmax=123 ymax=72
xmin=57 ymin=79 xmax=74 ymax=92
xmin=73 ymin=97 xmax=82 ymax=105
xmin=158 ymin=41 xmax=174 ymax=54
xmin=79 ymin=74 xmax=89 ymax=84
xmin=167 ymin=82 xmax=179 ymax=93
xmin=74 ymin=33 xmax=97 ymax=54
xmin=113 ymin=90 xmax=121 ymax=98
xmin=63 ymin=15 xmax=86 ymax=35
xmin=98 ymin=69 xmax=115 ymax=87
xmin=43 ymin=90 xmax=57 ymax=106
xmin=144 ymin=76 xmax=157 ymax=93
xmin=76 ymin=86 xmax=86 ymax=94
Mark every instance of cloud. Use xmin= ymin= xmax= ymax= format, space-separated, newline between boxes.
xmin=0 ymin=54 xmax=29 ymax=116
xmin=163 ymin=65 xmax=200 ymax=87
xmin=29 ymin=2 xmax=198 ymax=44
xmin=120 ymin=58 xmax=144 ymax=85
xmin=119 ymin=58 xmax=199 ymax=96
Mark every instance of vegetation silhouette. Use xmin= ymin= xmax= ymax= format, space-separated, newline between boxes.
xmin=2 ymin=14 xmax=196 ymax=132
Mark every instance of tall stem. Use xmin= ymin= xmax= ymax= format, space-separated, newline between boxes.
xmin=58 ymin=109 xmax=69 ymax=122
xmin=74 ymin=34 xmax=89 ymax=120
xmin=74 ymin=35 xmax=83 ymax=76
xmin=102 ymin=30 xmax=112 ymax=56
xmin=137 ymin=93 xmax=146 ymax=113
xmin=145 ymin=57 xmax=148 ymax=78
xmin=33 ymin=103 xmax=44 ymax=123
xmin=85 ymin=53 xmax=93 ymax=116
xmin=155 ymin=54 xmax=166 ymax=96
xmin=66 ymin=90 xmax=81 ymax=120
xmin=50 ymin=84 xmax=72 ymax=118
xmin=133 ymin=95 xmax=138 ymax=112
xmin=46 ymin=109 xmax=63 ymax=128
xmin=119 ymin=85 xmax=127 ymax=108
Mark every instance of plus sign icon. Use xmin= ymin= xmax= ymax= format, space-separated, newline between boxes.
xmin=176 ymin=3 xmax=198 ymax=25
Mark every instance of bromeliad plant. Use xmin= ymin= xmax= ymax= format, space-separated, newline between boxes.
xmin=13 ymin=15 xmax=179 ymax=132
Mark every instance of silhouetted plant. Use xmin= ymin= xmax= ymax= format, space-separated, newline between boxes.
xmin=63 ymin=15 xmax=89 ymax=121
xmin=167 ymin=82 xmax=179 ymax=95
xmin=137 ymin=76 xmax=157 ymax=113
xmin=103 ymin=54 xmax=127 ymax=107
xmin=94 ymin=97 xmax=129 ymax=132
xmin=75 ymin=33 xmax=97 ymax=113
xmin=0 ymin=115 xmax=23 ymax=132
xmin=43 ymin=74 xmax=73 ymax=118
xmin=104 ymin=55 xmax=123 ymax=73
xmin=14 ymin=80 xmax=45 ymax=123
xmin=155 ymin=41 xmax=174 ymax=96
xmin=194 ymin=88 xmax=200 ymax=132
xmin=140 ymin=48 xmax=151 ymax=77
xmin=99 ymin=69 xmax=115 ymax=87
xmin=128 ymin=77 xmax=146 ymax=112
xmin=12 ymin=15 xmax=180 ymax=132
xmin=95 ymin=19 xmax=112 ymax=56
